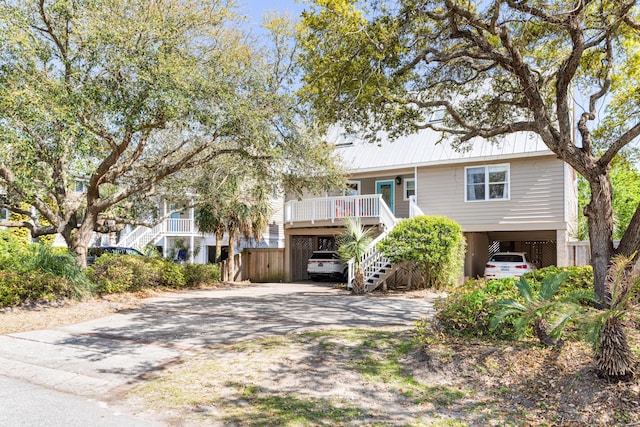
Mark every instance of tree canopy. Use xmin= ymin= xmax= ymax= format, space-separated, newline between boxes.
xmin=298 ymin=0 xmax=640 ymax=302
xmin=0 ymin=0 xmax=343 ymax=266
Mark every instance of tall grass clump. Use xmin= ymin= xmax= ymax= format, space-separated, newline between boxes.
xmin=0 ymin=231 xmax=94 ymax=305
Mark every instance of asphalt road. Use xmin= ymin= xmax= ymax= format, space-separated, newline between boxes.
xmin=0 ymin=281 xmax=436 ymax=426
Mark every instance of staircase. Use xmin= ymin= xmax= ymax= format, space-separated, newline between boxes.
xmin=118 ymin=223 xmax=164 ymax=250
xmin=347 ymin=195 xmax=423 ymax=292
xmin=346 ymin=200 xmax=397 ymax=293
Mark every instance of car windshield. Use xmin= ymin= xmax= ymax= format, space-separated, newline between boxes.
xmin=309 ymin=252 xmax=339 ymax=260
xmin=491 ymin=254 xmax=525 ymax=263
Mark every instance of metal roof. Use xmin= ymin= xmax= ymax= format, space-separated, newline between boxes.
xmin=328 ymin=127 xmax=553 ymax=173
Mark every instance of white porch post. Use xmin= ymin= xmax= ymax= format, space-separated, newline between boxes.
xmin=556 ymin=229 xmax=569 ymax=267
xmin=190 ymin=207 xmax=195 ymax=263
xmin=190 ymin=235 xmax=195 ymax=263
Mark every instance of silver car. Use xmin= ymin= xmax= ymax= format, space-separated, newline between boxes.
xmin=484 ymin=252 xmax=537 ymax=279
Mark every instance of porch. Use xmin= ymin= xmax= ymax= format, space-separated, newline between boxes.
xmin=284 ymin=194 xmax=398 ymax=230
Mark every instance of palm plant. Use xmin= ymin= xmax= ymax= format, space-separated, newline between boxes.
xmin=583 ymin=255 xmax=639 ymax=381
xmin=224 ymin=191 xmax=273 ymax=281
xmin=337 ymin=218 xmax=373 ymax=295
xmin=194 ymin=174 xmax=273 ymax=280
xmin=491 ymin=272 xmax=586 ymax=347
xmin=195 ymin=202 xmax=227 ymax=262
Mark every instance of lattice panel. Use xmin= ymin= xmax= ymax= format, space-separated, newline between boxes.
xmin=519 ymin=241 xmax=557 ymax=268
xmin=490 ymin=240 xmax=557 ymax=268
xmin=291 ymin=236 xmax=314 ymax=281
xmin=318 ymin=236 xmax=337 ymax=251
xmin=488 ymin=240 xmax=501 ymax=258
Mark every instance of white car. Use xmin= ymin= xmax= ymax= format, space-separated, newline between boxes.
xmin=307 ymin=251 xmax=347 ymax=281
xmin=484 ymin=252 xmax=537 ymax=279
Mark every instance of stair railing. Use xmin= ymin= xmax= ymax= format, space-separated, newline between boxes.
xmin=346 ymin=198 xmax=398 ymax=290
xmin=119 ymin=222 xmax=165 ymax=249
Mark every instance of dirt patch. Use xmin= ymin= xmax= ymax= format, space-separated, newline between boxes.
xmin=127 ymin=327 xmax=640 ymax=427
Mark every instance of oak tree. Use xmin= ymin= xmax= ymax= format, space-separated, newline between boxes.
xmin=0 ymin=0 xmax=342 ymax=267
xmin=298 ymin=0 xmax=640 ymax=302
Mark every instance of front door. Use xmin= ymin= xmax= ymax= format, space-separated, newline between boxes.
xmin=376 ymin=180 xmax=395 ymax=214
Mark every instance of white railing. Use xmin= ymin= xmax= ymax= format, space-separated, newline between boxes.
xmin=409 ymin=195 xmax=424 ymax=218
xmin=164 ymin=218 xmax=195 ymax=234
xmin=347 ymin=229 xmax=394 ymax=290
xmin=346 ymin=199 xmax=399 ymax=291
xmin=119 ymin=225 xmax=151 ymax=248
xmin=285 ymin=194 xmax=386 ymax=225
xmin=378 ymin=198 xmax=397 ymax=231
xmin=119 ymin=218 xmax=198 ymax=249
xmin=119 ymin=222 xmax=165 ymax=249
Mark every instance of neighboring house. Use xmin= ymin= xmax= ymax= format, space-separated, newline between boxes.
xmin=283 ymin=127 xmax=578 ymax=284
xmin=117 ymin=197 xmax=285 ymax=263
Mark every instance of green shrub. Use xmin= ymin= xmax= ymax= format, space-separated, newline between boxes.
xmin=378 ymin=215 xmax=466 ymax=290
xmin=0 ymin=236 xmax=94 ymax=300
xmin=161 ymin=261 xmax=187 ymax=287
xmin=89 ymin=255 xmax=188 ymax=294
xmin=435 ymin=277 xmax=520 ymax=339
xmin=0 ymin=270 xmax=76 ymax=307
xmin=522 ymin=265 xmax=593 ymax=298
xmin=435 ymin=266 xmax=595 ymax=340
xmin=0 ymin=230 xmax=29 ymax=270
xmin=183 ymin=263 xmax=221 ymax=286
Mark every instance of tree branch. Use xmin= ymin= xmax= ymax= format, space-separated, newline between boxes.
xmin=599 ymin=122 xmax=640 ymax=167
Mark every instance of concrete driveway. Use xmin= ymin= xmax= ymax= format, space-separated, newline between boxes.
xmin=0 ymin=282 xmax=436 ymax=425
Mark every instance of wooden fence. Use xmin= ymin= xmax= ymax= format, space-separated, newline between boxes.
xmin=219 ymin=248 xmax=285 ymax=283
xmin=565 ymin=241 xmax=620 ymax=267
xmin=567 ymin=241 xmax=591 ymax=267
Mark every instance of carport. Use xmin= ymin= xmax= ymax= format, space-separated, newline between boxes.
xmin=465 ymin=230 xmax=558 ymax=279
xmin=287 ymin=232 xmax=342 ymax=282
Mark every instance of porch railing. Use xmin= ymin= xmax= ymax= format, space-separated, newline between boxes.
xmin=284 ymin=194 xmax=388 ymax=226
xmin=119 ymin=218 xmax=198 ymax=249
xmin=409 ymin=195 xmax=424 ymax=217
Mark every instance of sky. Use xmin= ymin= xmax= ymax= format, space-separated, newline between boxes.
xmin=239 ymin=0 xmax=307 ymax=31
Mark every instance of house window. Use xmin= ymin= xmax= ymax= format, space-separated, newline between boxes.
xmin=404 ymin=179 xmax=415 ymax=201
xmin=0 ymin=208 xmax=8 ymax=221
xmin=465 ymin=164 xmax=509 ymax=201
xmin=74 ymin=180 xmax=87 ymax=193
xmin=344 ymin=181 xmax=360 ymax=196
xmin=426 ymin=109 xmax=445 ymax=123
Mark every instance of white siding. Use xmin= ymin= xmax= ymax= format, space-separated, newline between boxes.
xmin=417 ymin=155 xmax=567 ymax=231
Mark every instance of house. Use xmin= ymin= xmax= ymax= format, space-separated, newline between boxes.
xmin=283 ymin=127 xmax=578 ymax=285
xmin=116 ymin=197 xmax=285 ymax=264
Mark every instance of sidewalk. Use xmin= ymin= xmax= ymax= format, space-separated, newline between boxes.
xmin=0 ymin=282 xmax=436 ymax=425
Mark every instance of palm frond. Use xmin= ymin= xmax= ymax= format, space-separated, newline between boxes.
xmin=540 ymin=271 xmax=569 ymax=301
xmin=515 ymin=276 xmax=534 ymax=304
xmin=337 ymin=218 xmax=373 ymax=266
xmin=547 ymin=305 xmax=578 ymax=339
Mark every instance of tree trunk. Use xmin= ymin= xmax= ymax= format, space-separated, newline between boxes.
xmin=64 ymin=213 xmax=97 ymax=270
xmin=585 ymin=176 xmax=616 ymax=306
xmin=215 ymin=229 xmax=224 ymax=263
xmin=352 ymin=266 xmax=365 ymax=294
xmin=533 ymin=317 xmax=563 ymax=348
xmin=596 ymin=318 xmax=634 ymax=381
xmin=227 ymin=229 xmax=236 ymax=281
